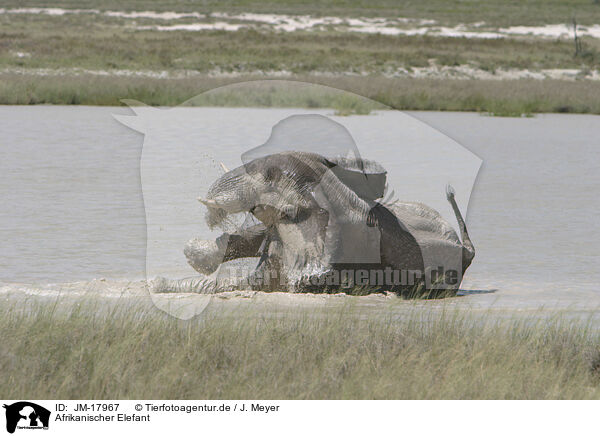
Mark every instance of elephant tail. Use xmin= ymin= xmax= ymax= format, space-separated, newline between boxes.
xmin=446 ymin=185 xmax=475 ymax=273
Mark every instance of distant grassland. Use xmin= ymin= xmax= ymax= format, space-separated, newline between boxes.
xmin=2 ymin=15 xmax=600 ymax=73
xmin=2 ymin=300 xmax=600 ymax=399
xmin=2 ymin=2 xmax=600 ymax=114
xmin=3 ymin=74 xmax=600 ymax=116
xmin=3 ymin=0 xmax=600 ymax=26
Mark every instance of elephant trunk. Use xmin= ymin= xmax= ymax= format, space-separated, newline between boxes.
xmin=200 ymin=166 xmax=261 ymax=228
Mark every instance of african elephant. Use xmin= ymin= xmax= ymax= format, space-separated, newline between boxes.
xmin=152 ymin=151 xmax=474 ymax=297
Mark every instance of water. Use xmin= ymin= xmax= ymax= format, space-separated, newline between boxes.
xmin=412 ymin=112 xmax=600 ymax=308
xmin=0 ymin=106 xmax=146 ymax=282
xmin=1 ymin=106 xmax=599 ymax=311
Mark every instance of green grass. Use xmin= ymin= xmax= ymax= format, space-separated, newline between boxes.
xmin=3 ymin=74 xmax=600 ymax=116
xmin=3 ymin=0 xmax=600 ymax=26
xmin=1 ymin=2 xmax=600 ymax=114
xmin=2 ymin=299 xmax=600 ymax=399
xmin=2 ymin=15 xmax=599 ymax=73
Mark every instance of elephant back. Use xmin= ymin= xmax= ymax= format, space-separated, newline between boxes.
xmin=327 ymin=157 xmax=387 ymax=201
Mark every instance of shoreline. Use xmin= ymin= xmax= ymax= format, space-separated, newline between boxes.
xmin=2 ymin=74 xmax=600 ymax=116
xmin=2 ymin=277 xmax=600 ymax=319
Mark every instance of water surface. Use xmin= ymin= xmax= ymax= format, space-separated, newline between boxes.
xmin=1 ymin=106 xmax=598 ymax=311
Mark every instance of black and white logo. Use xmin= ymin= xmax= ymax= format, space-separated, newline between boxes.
xmin=3 ymin=402 xmax=50 ymax=434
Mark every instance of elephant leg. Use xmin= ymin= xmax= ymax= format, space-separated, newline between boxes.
xmin=150 ymin=275 xmax=218 ymax=294
xmin=153 ymin=223 xmax=274 ymax=293
xmin=150 ymin=269 xmax=258 ymax=294
xmin=256 ymin=237 xmax=285 ymax=291
xmin=184 ymin=223 xmax=267 ymax=275
xmin=151 ymin=258 xmax=279 ymax=294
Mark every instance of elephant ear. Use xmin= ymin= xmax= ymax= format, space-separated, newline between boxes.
xmin=325 ymin=157 xmax=387 ymax=201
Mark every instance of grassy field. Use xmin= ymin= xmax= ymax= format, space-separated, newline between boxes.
xmin=2 ymin=299 xmax=600 ymax=399
xmin=3 ymin=0 xmax=600 ymax=26
xmin=3 ymin=73 xmax=600 ymax=116
xmin=1 ymin=1 xmax=600 ymax=114
xmin=2 ymin=16 xmax=600 ymax=73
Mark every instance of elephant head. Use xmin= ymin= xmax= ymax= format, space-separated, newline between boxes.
xmin=198 ymin=152 xmax=389 ymax=289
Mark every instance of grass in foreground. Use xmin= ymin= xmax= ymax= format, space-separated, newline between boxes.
xmin=2 ymin=300 xmax=600 ymax=399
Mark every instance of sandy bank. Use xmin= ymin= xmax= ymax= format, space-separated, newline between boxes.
xmin=2 ymin=279 xmax=599 ymax=325
xmin=2 ymin=7 xmax=599 ymax=39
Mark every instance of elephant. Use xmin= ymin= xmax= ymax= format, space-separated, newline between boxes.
xmin=151 ymin=151 xmax=475 ymax=298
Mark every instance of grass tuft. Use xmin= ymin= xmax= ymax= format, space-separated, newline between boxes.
xmin=2 ymin=299 xmax=600 ymax=399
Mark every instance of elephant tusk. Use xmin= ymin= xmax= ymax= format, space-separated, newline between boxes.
xmin=219 ymin=162 xmax=229 ymax=172
xmin=197 ymin=197 xmax=219 ymax=208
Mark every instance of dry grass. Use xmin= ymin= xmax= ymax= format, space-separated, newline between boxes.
xmin=2 ymin=299 xmax=600 ymax=399
xmin=3 ymin=73 xmax=600 ymax=116
xmin=2 ymin=17 xmax=599 ymax=73
xmin=2 ymin=0 xmax=600 ymax=26
xmin=2 ymin=2 xmax=600 ymax=114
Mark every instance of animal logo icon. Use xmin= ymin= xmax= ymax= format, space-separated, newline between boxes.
xmin=3 ymin=402 xmax=50 ymax=433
